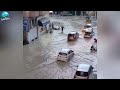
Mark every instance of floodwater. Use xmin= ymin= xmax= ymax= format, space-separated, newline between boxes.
xmin=24 ymin=16 xmax=97 ymax=79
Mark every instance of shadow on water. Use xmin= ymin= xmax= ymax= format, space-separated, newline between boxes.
xmin=84 ymin=37 xmax=93 ymax=41
xmin=56 ymin=60 xmax=68 ymax=67
xmin=90 ymin=50 xmax=97 ymax=53
xmin=67 ymin=41 xmax=77 ymax=46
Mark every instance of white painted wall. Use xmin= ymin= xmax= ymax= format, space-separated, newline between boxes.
xmin=27 ymin=27 xmax=37 ymax=43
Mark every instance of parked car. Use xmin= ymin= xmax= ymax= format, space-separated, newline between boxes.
xmin=57 ymin=49 xmax=74 ymax=62
xmin=53 ymin=24 xmax=60 ymax=30
xmin=84 ymin=30 xmax=93 ymax=38
xmin=60 ymin=11 xmax=72 ymax=16
xmin=52 ymin=22 xmax=61 ymax=30
xmin=49 ymin=11 xmax=53 ymax=16
xmin=74 ymin=64 xmax=94 ymax=79
xmin=67 ymin=31 xmax=79 ymax=41
xmin=82 ymin=24 xmax=93 ymax=32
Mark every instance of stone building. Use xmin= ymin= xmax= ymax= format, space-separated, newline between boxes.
xmin=23 ymin=11 xmax=49 ymax=45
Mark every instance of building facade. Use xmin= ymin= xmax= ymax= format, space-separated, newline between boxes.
xmin=23 ymin=11 xmax=49 ymax=45
xmin=23 ymin=11 xmax=39 ymax=44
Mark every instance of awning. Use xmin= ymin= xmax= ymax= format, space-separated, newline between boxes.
xmin=38 ymin=17 xmax=50 ymax=27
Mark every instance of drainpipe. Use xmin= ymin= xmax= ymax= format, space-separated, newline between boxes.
xmin=36 ymin=16 xmax=39 ymax=39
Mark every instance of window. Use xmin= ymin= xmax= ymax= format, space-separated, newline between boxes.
xmin=23 ymin=19 xmax=29 ymax=32
xmin=85 ymin=32 xmax=91 ymax=35
xmin=68 ymin=34 xmax=74 ymax=37
xmin=76 ymin=71 xmax=81 ymax=76
xmin=84 ymin=25 xmax=91 ymax=28
xmin=76 ymin=71 xmax=88 ymax=77
xmin=59 ymin=52 xmax=67 ymax=56
xmin=68 ymin=51 xmax=71 ymax=54
xmin=70 ymin=50 xmax=73 ymax=53
xmin=23 ymin=18 xmax=37 ymax=32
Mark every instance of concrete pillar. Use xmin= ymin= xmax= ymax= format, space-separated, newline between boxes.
xmin=96 ymin=11 xmax=97 ymax=19
xmin=75 ymin=11 xmax=76 ymax=16
xmin=94 ymin=11 xmax=97 ymax=20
